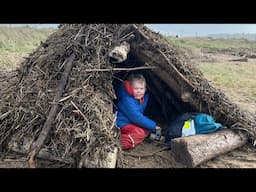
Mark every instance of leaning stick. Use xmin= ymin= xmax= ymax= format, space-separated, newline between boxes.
xmin=28 ymin=53 xmax=76 ymax=168
xmin=84 ymin=66 xmax=156 ymax=72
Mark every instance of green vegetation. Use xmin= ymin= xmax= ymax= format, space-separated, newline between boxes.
xmin=167 ymin=36 xmax=256 ymax=112
xmin=0 ymin=26 xmax=55 ymax=70
xmin=199 ymin=61 xmax=256 ymax=113
xmin=168 ymin=36 xmax=256 ymax=51
xmin=0 ymin=26 xmax=55 ymax=53
xmin=168 ymin=36 xmax=256 ymax=99
xmin=199 ymin=62 xmax=256 ymax=101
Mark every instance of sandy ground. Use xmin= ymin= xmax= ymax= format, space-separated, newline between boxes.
xmin=117 ymin=139 xmax=185 ymax=168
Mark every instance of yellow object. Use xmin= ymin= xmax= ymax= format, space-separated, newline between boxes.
xmin=182 ymin=119 xmax=195 ymax=137
xmin=183 ymin=120 xmax=190 ymax=129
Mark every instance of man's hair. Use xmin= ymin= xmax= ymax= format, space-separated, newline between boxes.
xmin=127 ymin=73 xmax=146 ymax=85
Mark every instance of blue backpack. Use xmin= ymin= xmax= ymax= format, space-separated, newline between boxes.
xmin=165 ymin=113 xmax=224 ymax=144
xmin=194 ymin=113 xmax=224 ymax=134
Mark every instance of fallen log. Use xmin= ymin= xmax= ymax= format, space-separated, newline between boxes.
xmin=246 ymin=54 xmax=256 ymax=59
xmin=229 ymin=57 xmax=248 ymax=62
xmin=171 ymin=129 xmax=248 ymax=167
xmin=108 ymin=41 xmax=130 ymax=63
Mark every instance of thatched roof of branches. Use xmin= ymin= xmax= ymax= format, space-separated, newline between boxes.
xmin=0 ymin=24 xmax=255 ymax=168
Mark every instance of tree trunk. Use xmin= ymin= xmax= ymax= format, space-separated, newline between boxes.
xmin=171 ymin=129 xmax=248 ymax=167
xmin=108 ymin=41 xmax=130 ymax=63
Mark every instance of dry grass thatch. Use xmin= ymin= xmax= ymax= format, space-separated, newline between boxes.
xmin=0 ymin=24 xmax=122 ymax=167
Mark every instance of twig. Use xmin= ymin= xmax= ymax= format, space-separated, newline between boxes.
xmin=50 ymin=59 xmax=68 ymax=80
xmin=28 ymin=53 xmax=76 ymax=168
xmin=84 ymin=66 xmax=156 ymax=72
xmin=58 ymin=95 xmax=73 ymax=103
xmin=110 ymin=112 xmax=117 ymax=130
xmin=132 ymin=24 xmax=149 ymax=40
xmin=74 ymin=27 xmax=84 ymax=40
xmin=84 ymin=28 xmax=91 ymax=46
xmin=0 ymin=73 xmax=17 ymax=82
xmin=70 ymin=101 xmax=87 ymax=120
xmin=120 ymin=31 xmax=135 ymax=41
xmin=113 ymin=75 xmax=124 ymax=82
xmin=89 ymin=26 xmax=106 ymax=36
xmin=70 ymin=100 xmax=90 ymax=130
xmin=0 ymin=111 xmax=12 ymax=121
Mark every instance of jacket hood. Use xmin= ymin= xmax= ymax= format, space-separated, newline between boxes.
xmin=124 ymin=80 xmax=144 ymax=104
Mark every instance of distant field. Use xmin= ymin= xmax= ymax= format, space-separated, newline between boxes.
xmin=0 ymin=26 xmax=55 ymax=70
xmin=168 ymin=36 xmax=256 ymax=113
xmin=199 ymin=62 xmax=256 ymax=112
xmin=168 ymin=36 xmax=256 ymax=51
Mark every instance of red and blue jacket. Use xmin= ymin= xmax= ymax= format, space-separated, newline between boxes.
xmin=116 ymin=80 xmax=157 ymax=131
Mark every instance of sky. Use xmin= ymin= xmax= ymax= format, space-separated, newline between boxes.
xmin=0 ymin=24 xmax=59 ymax=28
xmin=146 ymin=24 xmax=256 ymax=37
xmin=2 ymin=24 xmax=256 ymax=37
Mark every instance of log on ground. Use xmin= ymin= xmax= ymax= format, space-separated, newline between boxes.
xmin=171 ymin=129 xmax=248 ymax=167
xmin=229 ymin=57 xmax=248 ymax=62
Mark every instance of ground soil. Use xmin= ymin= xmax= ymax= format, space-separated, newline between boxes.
xmin=117 ymin=139 xmax=185 ymax=168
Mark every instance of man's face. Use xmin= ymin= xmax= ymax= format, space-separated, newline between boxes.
xmin=131 ymin=81 xmax=146 ymax=100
